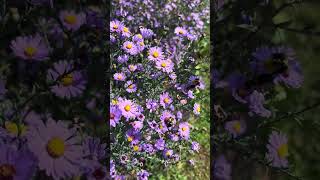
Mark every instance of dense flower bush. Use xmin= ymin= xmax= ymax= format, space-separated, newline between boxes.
xmin=0 ymin=1 xmax=109 ymax=180
xmin=110 ymin=0 xmax=209 ymax=179
xmin=212 ymin=0 xmax=319 ymax=179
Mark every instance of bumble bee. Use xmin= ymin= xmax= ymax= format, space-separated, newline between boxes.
xmin=164 ymin=117 xmax=175 ymax=127
xmin=186 ymin=78 xmax=201 ymax=91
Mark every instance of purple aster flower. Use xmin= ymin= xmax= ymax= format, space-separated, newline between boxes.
xmin=274 ymin=60 xmax=303 ymax=88
xmin=154 ymin=138 xmax=165 ymax=151
xmin=136 ymin=41 xmax=145 ymax=52
xmin=193 ymin=103 xmax=201 ymax=115
xmin=148 ymin=47 xmax=164 ymax=61
xmin=156 ymin=59 xmax=174 ymax=73
xmin=169 ymin=134 xmax=179 ymax=142
xmin=132 ymin=34 xmax=144 ymax=42
xmin=121 ymin=26 xmax=131 ymax=37
xmin=178 ymin=122 xmax=190 ymax=140
xmin=125 ymin=80 xmax=137 ymax=93
xmin=82 ymin=137 xmax=106 ymax=161
xmin=163 ymin=149 xmax=173 ymax=159
xmin=191 ymin=141 xmax=200 ymax=152
xmin=142 ymin=144 xmax=155 ymax=154
xmin=266 ymin=131 xmax=289 ymax=168
xmin=59 ymin=10 xmax=86 ymax=31
xmin=117 ymin=55 xmax=129 ymax=64
xmin=110 ymin=20 xmax=123 ymax=33
xmin=131 ymin=121 xmax=143 ymax=131
xmin=123 ymin=41 xmax=138 ymax=55
xmin=126 ymin=129 xmax=141 ymax=143
xmin=224 ymin=119 xmax=246 ymax=138
xmin=110 ymin=105 xmax=122 ymax=127
xmin=137 ymin=169 xmax=150 ymax=180
xmin=113 ymin=72 xmax=126 ymax=81
xmin=117 ymin=98 xmax=138 ymax=119
xmin=10 ymin=34 xmax=49 ymax=61
xmin=248 ymin=90 xmax=271 ymax=118
xmin=0 ymin=143 xmax=37 ymax=180
xmin=47 ymin=61 xmax=87 ymax=99
xmin=140 ymin=28 xmax=154 ymax=39
xmin=174 ymin=27 xmax=188 ymax=37
xmin=159 ymin=92 xmax=172 ymax=108
xmin=128 ymin=64 xmax=137 ymax=72
xmin=146 ymin=99 xmax=159 ymax=112
xmin=214 ymin=155 xmax=232 ymax=180
xmin=26 ymin=118 xmax=83 ymax=179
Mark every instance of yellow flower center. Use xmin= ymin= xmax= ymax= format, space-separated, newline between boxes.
xmin=24 ymin=46 xmax=37 ymax=57
xmin=5 ymin=121 xmax=26 ymax=136
xmin=126 ymin=44 xmax=133 ymax=49
xmin=232 ymin=121 xmax=241 ymax=133
xmin=133 ymin=145 xmax=139 ymax=151
xmin=123 ymin=27 xmax=129 ymax=33
xmin=164 ymin=98 xmax=170 ymax=103
xmin=277 ymin=144 xmax=289 ymax=158
xmin=128 ymin=84 xmax=134 ymax=89
xmin=61 ymin=74 xmax=73 ymax=86
xmin=152 ymin=51 xmax=159 ymax=58
xmin=139 ymin=42 xmax=144 ymax=46
xmin=124 ymin=105 xmax=131 ymax=112
xmin=127 ymin=136 xmax=133 ymax=142
xmin=112 ymin=99 xmax=118 ymax=105
xmin=137 ymin=34 xmax=143 ymax=39
xmin=113 ymin=25 xmax=118 ymax=29
xmin=46 ymin=137 xmax=65 ymax=158
xmin=196 ymin=106 xmax=201 ymax=112
xmin=179 ymin=30 xmax=184 ymax=34
xmin=64 ymin=15 xmax=77 ymax=25
xmin=182 ymin=127 xmax=187 ymax=131
xmin=161 ymin=62 xmax=167 ymax=68
xmin=159 ymin=125 xmax=163 ymax=129
xmin=0 ymin=164 xmax=16 ymax=178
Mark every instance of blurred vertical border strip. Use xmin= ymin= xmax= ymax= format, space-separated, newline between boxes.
xmin=103 ymin=0 xmax=111 ymax=178
xmin=210 ymin=0 xmax=216 ymax=179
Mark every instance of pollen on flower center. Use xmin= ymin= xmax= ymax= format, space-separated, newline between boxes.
xmin=152 ymin=51 xmax=159 ymax=58
xmin=232 ymin=121 xmax=241 ymax=133
xmin=196 ymin=106 xmax=201 ymax=112
xmin=61 ymin=74 xmax=73 ymax=86
xmin=46 ymin=137 xmax=65 ymax=158
xmin=24 ymin=46 xmax=37 ymax=57
xmin=166 ymin=151 xmax=171 ymax=156
xmin=5 ymin=122 xmax=19 ymax=136
xmin=161 ymin=62 xmax=167 ymax=67
xmin=277 ymin=144 xmax=289 ymax=158
xmin=179 ymin=30 xmax=184 ymax=34
xmin=113 ymin=25 xmax=118 ymax=29
xmin=164 ymin=98 xmax=170 ymax=103
xmin=123 ymin=27 xmax=129 ymax=33
xmin=124 ymin=105 xmax=131 ymax=112
xmin=64 ymin=15 xmax=77 ymax=25
xmin=133 ymin=145 xmax=139 ymax=151
xmin=127 ymin=136 xmax=133 ymax=142
xmin=128 ymin=84 xmax=134 ymax=89
xmin=182 ymin=127 xmax=187 ymax=131
xmin=137 ymin=34 xmax=143 ymax=39
xmin=126 ymin=44 xmax=133 ymax=49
